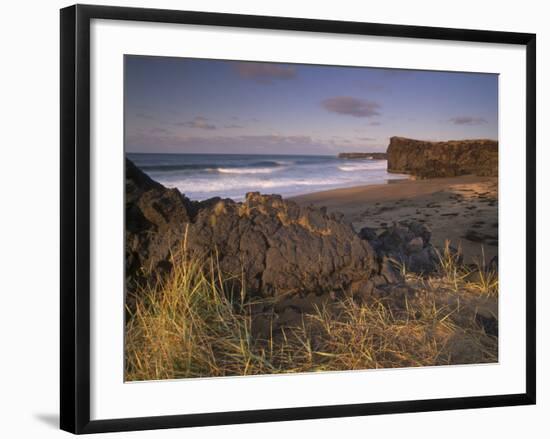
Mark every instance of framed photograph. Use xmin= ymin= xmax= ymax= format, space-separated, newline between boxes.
xmin=60 ymin=4 xmax=536 ymax=434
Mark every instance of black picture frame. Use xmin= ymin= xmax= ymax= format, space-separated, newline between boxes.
xmin=60 ymin=4 xmax=536 ymax=434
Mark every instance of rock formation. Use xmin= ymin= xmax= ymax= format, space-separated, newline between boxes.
xmin=186 ymin=193 xmax=383 ymax=298
xmin=386 ymin=136 xmax=498 ymax=178
xmin=125 ymin=158 xmax=197 ymax=294
xmin=360 ymin=221 xmax=441 ymax=274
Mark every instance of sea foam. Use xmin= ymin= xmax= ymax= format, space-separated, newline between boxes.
xmin=127 ymin=153 xmax=408 ymax=201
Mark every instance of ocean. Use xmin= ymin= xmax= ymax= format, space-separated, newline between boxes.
xmin=127 ymin=153 xmax=409 ymax=201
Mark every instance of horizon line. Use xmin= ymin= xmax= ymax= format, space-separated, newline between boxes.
xmin=125 ymin=151 xmax=348 ymax=157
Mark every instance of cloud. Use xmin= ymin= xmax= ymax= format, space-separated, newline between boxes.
xmin=357 ymin=137 xmax=376 ymax=141
xmin=368 ymin=121 xmax=382 ymax=126
xmin=239 ymin=134 xmax=315 ymax=146
xmin=234 ymin=62 xmax=297 ymax=83
xmin=448 ymin=116 xmax=488 ymax=126
xmin=224 ymin=124 xmax=244 ymax=129
xmin=175 ymin=116 xmax=216 ymax=130
xmin=126 ymin=129 xmax=395 ymax=156
xmin=321 ymin=96 xmax=381 ymax=118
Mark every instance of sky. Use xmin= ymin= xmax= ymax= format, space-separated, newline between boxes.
xmin=125 ymin=55 xmax=498 ymax=155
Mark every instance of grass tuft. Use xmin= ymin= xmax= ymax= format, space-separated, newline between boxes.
xmin=125 ymin=244 xmax=498 ymax=381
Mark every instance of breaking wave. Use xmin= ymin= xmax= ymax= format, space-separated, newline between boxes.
xmin=127 ymin=153 xmax=408 ymax=201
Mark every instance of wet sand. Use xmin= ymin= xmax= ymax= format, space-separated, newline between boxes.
xmin=291 ymin=175 xmax=498 ymax=264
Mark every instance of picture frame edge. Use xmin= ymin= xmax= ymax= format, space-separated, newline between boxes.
xmin=59 ymin=4 xmax=537 ymax=434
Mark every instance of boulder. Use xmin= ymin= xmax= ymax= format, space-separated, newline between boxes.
xmin=185 ymin=193 xmax=379 ymax=298
xmin=387 ymin=136 xmax=498 ymax=178
xmin=125 ymin=158 xmax=196 ymax=294
xmin=361 ymin=220 xmax=440 ymax=274
xmin=358 ymin=226 xmax=378 ymax=242
xmin=407 ymin=237 xmax=424 ymax=254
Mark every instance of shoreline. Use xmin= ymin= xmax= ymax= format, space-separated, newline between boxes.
xmin=291 ymin=175 xmax=498 ymax=265
xmin=129 ymin=152 xmax=403 ymax=202
xmin=289 ymin=174 xmax=493 ymax=204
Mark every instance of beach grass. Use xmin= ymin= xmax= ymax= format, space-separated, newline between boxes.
xmin=125 ymin=244 xmax=498 ymax=382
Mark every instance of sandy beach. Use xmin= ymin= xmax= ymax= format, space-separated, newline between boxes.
xmin=292 ymin=175 xmax=498 ymax=264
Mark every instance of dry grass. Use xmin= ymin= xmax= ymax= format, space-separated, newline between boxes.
xmin=125 ymin=242 xmax=498 ymax=381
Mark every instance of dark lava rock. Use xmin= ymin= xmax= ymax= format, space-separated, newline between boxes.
xmin=186 ymin=193 xmax=379 ymax=298
xmin=125 ymin=158 xmax=381 ymax=300
xmin=125 ymin=158 xmax=197 ymax=294
xmin=358 ymin=226 xmax=378 ymax=242
xmin=475 ymin=311 xmax=498 ymax=337
xmin=387 ymin=136 xmax=498 ymax=178
xmin=362 ymin=220 xmax=440 ymax=274
xmin=380 ymin=257 xmax=401 ymax=284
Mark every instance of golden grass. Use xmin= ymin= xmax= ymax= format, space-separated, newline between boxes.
xmin=125 ymin=242 xmax=498 ymax=381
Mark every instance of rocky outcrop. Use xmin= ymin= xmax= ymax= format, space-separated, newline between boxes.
xmin=360 ymin=221 xmax=441 ymax=274
xmin=125 ymin=158 xmax=198 ymax=294
xmin=125 ymin=158 xmax=382 ymax=300
xmin=387 ymin=137 xmax=498 ymax=178
xmin=187 ymin=193 xmax=382 ymax=298
xmin=338 ymin=152 xmax=387 ymax=160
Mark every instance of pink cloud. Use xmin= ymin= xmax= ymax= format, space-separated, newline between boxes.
xmin=448 ymin=116 xmax=488 ymax=126
xmin=175 ymin=116 xmax=216 ymax=130
xmin=321 ymin=96 xmax=381 ymax=118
